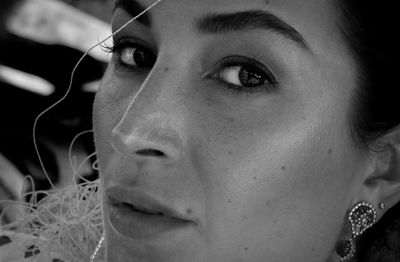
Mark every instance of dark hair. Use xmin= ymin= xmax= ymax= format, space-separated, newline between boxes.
xmin=336 ymin=1 xmax=400 ymax=261
xmin=335 ymin=0 xmax=399 ymax=149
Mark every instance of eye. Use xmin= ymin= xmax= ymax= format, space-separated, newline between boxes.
xmin=209 ymin=56 xmax=278 ymax=94
xmin=217 ymin=65 xmax=266 ymax=87
xmin=119 ymin=46 xmax=156 ymax=68
xmin=103 ymin=38 xmax=157 ymax=70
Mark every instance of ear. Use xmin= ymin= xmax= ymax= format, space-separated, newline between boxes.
xmin=354 ymin=129 xmax=400 ymax=221
xmin=327 ymin=131 xmax=400 ymax=262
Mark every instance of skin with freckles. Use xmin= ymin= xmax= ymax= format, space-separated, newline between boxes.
xmin=93 ymin=0 xmax=372 ymax=261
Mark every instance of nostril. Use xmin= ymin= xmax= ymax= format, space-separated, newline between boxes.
xmin=111 ymin=127 xmax=182 ymax=162
xmin=135 ymin=148 xmax=166 ymax=157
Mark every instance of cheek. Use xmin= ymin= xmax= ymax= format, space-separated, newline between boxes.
xmin=93 ymin=75 xmax=128 ymax=170
xmin=261 ymin=138 xmax=361 ymax=260
xmin=195 ymin=112 xmax=363 ymax=260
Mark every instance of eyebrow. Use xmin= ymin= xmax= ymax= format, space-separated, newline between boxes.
xmin=113 ymin=0 xmax=151 ymax=27
xmin=112 ymin=2 xmax=310 ymax=52
xmin=195 ymin=10 xmax=310 ymax=51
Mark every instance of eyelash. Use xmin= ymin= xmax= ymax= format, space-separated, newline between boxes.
xmin=103 ymin=38 xmax=279 ymax=95
xmin=102 ymin=38 xmax=156 ymax=72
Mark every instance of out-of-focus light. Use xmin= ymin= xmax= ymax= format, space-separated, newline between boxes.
xmin=6 ymin=0 xmax=112 ymax=62
xmin=82 ymin=80 xmax=100 ymax=93
xmin=0 ymin=65 xmax=55 ymax=96
xmin=0 ymin=153 xmax=26 ymax=224
xmin=0 ymin=154 xmax=25 ymax=201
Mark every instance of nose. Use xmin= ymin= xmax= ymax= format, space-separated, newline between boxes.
xmin=109 ymin=56 xmax=188 ymax=165
xmin=111 ymin=117 xmax=183 ymax=163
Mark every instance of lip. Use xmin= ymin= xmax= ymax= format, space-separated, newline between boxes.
xmin=105 ymin=185 xmax=195 ymax=240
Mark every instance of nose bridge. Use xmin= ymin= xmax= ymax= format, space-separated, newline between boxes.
xmin=111 ymin=70 xmax=185 ymax=163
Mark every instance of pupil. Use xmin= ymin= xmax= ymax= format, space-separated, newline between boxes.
xmin=133 ymin=48 xmax=156 ymax=68
xmin=239 ymin=67 xmax=265 ymax=87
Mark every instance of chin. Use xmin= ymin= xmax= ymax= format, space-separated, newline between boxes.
xmin=103 ymin=219 xmax=205 ymax=262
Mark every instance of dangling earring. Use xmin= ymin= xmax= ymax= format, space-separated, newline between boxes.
xmin=90 ymin=234 xmax=105 ymax=262
xmin=336 ymin=201 xmax=378 ymax=261
xmin=335 ymin=238 xmax=355 ymax=261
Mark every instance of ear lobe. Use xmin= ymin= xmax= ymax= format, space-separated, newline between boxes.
xmin=359 ymin=144 xmax=400 ymax=216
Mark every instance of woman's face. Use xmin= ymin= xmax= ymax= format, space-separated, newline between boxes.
xmin=93 ymin=0 xmax=368 ymax=261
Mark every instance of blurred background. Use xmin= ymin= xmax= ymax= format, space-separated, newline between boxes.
xmin=0 ymin=0 xmax=113 ymax=226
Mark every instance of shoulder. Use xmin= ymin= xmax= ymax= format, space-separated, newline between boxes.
xmin=0 ymin=231 xmax=65 ymax=262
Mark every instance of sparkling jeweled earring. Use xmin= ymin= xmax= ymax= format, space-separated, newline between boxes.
xmin=349 ymin=201 xmax=377 ymax=238
xmin=336 ymin=201 xmax=377 ymax=261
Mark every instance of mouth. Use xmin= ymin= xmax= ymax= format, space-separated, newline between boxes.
xmin=115 ymin=201 xmax=165 ymax=216
xmin=105 ymin=186 xmax=194 ymax=240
